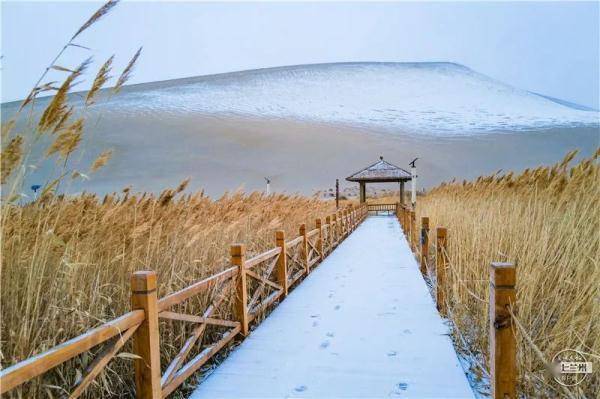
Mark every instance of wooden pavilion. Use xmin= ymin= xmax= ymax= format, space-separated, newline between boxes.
xmin=346 ymin=156 xmax=412 ymax=204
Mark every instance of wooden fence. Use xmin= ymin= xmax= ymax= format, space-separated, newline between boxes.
xmin=396 ymin=204 xmax=517 ymax=399
xmin=0 ymin=204 xmax=368 ymax=398
xmin=366 ymin=203 xmax=397 ymax=215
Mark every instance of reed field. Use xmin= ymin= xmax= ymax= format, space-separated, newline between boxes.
xmin=417 ymin=150 xmax=600 ymax=397
xmin=0 ymin=189 xmax=336 ymax=397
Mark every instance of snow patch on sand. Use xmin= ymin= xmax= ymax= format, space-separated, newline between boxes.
xmin=103 ymin=62 xmax=599 ymax=136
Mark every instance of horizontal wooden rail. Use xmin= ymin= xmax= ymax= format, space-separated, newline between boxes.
xmin=286 ymin=236 xmax=303 ymax=248
xmin=307 ymin=228 xmax=320 ymax=238
xmin=367 ymin=203 xmax=397 ymax=210
xmin=158 ymin=266 xmax=238 ymax=312
xmin=245 ymin=247 xmax=282 ymax=269
xmin=367 ymin=203 xmax=398 ymax=216
xmin=0 ymin=310 xmax=145 ymax=394
xmin=158 ymin=312 xmax=241 ymax=328
xmin=1 ymin=204 xmax=368 ymax=398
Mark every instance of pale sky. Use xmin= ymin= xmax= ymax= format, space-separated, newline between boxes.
xmin=1 ymin=1 xmax=599 ymax=108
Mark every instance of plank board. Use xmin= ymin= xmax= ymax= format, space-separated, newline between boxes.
xmin=191 ymin=216 xmax=474 ymax=398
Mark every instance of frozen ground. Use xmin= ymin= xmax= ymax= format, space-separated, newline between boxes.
xmin=191 ymin=216 xmax=474 ymax=398
xmin=96 ymin=62 xmax=598 ymax=136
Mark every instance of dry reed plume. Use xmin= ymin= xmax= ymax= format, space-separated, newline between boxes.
xmin=1 ymin=188 xmax=336 ymax=397
xmin=1 ymin=0 xmax=140 ymax=205
xmin=417 ymin=150 xmax=599 ymax=397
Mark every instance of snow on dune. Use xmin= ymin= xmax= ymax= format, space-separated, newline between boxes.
xmin=102 ymin=62 xmax=599 ymax=136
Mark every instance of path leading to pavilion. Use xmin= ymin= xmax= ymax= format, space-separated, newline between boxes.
xmin=190 ymin=216 xmax=475 ymax=398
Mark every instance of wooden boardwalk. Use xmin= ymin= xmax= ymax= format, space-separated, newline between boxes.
xmin=191 ymin=216 xmax=474 ymax=398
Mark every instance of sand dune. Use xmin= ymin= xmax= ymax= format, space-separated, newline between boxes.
xmin=1 ymin=63 xmax=598 ymax=197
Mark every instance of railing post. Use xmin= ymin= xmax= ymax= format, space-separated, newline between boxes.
xmin=275 ymin=231 xmax=289 ymax=296
xmin=420 ymin=217 xmax=429 ymax=276
xmin=490 ymin=262 xmax=517 ymax=399
xmin=345 ymin=209 xmax=349 ymax=235
xmin=348 ymin=209 xmax=351 ymax=232
xmin=323 ymin=216 xmax=333 ymax=253
xmin=337 ymin=211 xmax=343 ymax=238
xmin=347 ymin=209 xmax=351 ymax=232
xmin=346 ymin=209 xmax=350 ymax=234
xmin=332 ymin=213 xmax=338 ymax=245
xmin=326 ymin=216 xmax=331 ymax=250
xmin=316 ymin=218 xmax=324 ymax=262
xmin=131 ymin=271 xmax=162 ymax=399
xmin=410 ymin=210 xmax=416 ymax=251
xmin=435 ymin=227 xmax=447 ymax=316
xmin=346 ymin=209 xmax=351 ymax=232
xmin=300 ymin=223 xmax=309 ymax=274
xmin=397 ymin=205 xmax=402 ymax=229
xmin=408 ymin=210 xmax=413 ymax=249
xmin=231 ymin=244 xmax=249 ymax=336
xmin=397 ymin=206 xmax=402 ymax=228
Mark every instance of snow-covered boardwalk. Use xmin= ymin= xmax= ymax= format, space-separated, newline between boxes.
xmin=191 ymin=216 xmax=474 ymax=398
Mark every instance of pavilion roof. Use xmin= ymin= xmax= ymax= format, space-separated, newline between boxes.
xmin=346 ymin=157 xmax=412 ymax=183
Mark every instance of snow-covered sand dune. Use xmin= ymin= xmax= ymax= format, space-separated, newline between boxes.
xmin=1 ymin=62 xmax=597 ymax=197
xmin=103 ymin=62 xmax=598 ymax=136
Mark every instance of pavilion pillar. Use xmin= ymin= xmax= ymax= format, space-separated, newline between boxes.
xmin=399 ymin=181 xmax=405 ymax=205
xmin=359 ymin=182 xmax=366 ymax=203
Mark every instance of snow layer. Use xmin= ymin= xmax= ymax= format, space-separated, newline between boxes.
xmin=191 ymin=216 xmax=474 ymax=398
xmin=103 ymin=62 xmax=598 ymax=136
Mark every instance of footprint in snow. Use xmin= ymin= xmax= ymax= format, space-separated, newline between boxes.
xmin=312 ymin=321 xmax=319 ymax=327
xmin=397 ymin=383 xmax=408 ymax=390
xmin=390 ymin=382 xmax=409 ymax=396
xmin=326 ymin=332 xmax=335 ymax=337
xmin=387 ymin=351 xmax=397 ymax=357
xmin=334 ymin=305 xmax=341 ymax=310
xmin=403 ymin=329 xmax=411 ymax=334
xmin=320 ymin=340 xmax=330 ymax=349
xmin=294 ymin=385 xmax=307 ymax=392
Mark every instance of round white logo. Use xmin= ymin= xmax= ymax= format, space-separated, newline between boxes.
xmin=551 ymin=349 xmax=593 ymax=387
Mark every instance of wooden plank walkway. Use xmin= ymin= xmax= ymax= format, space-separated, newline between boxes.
xmin=191 ymin=216 xmax=474 ymax=398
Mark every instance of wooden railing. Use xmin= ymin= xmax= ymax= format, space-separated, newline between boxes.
xmin=367 ymin=203 xmax=397 ymax=215
xmin=0 ymin=204 xmax=368 ymax=398
xmin=396 ymin=205 xmax=517 ymax=399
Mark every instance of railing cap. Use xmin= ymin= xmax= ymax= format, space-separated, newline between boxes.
xmin=490 ymin=262 xmax=516 ymax=287
xmin=131 ymin=270 xmax=157 ymax=291
xmin=231 ymin=244 xmax=245 ymax=256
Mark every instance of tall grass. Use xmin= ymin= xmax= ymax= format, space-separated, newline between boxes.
xmin=1 ymin=188 xmax=336 ymax=397
xmin=417 ymin=150 xmax=599 ymax=397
